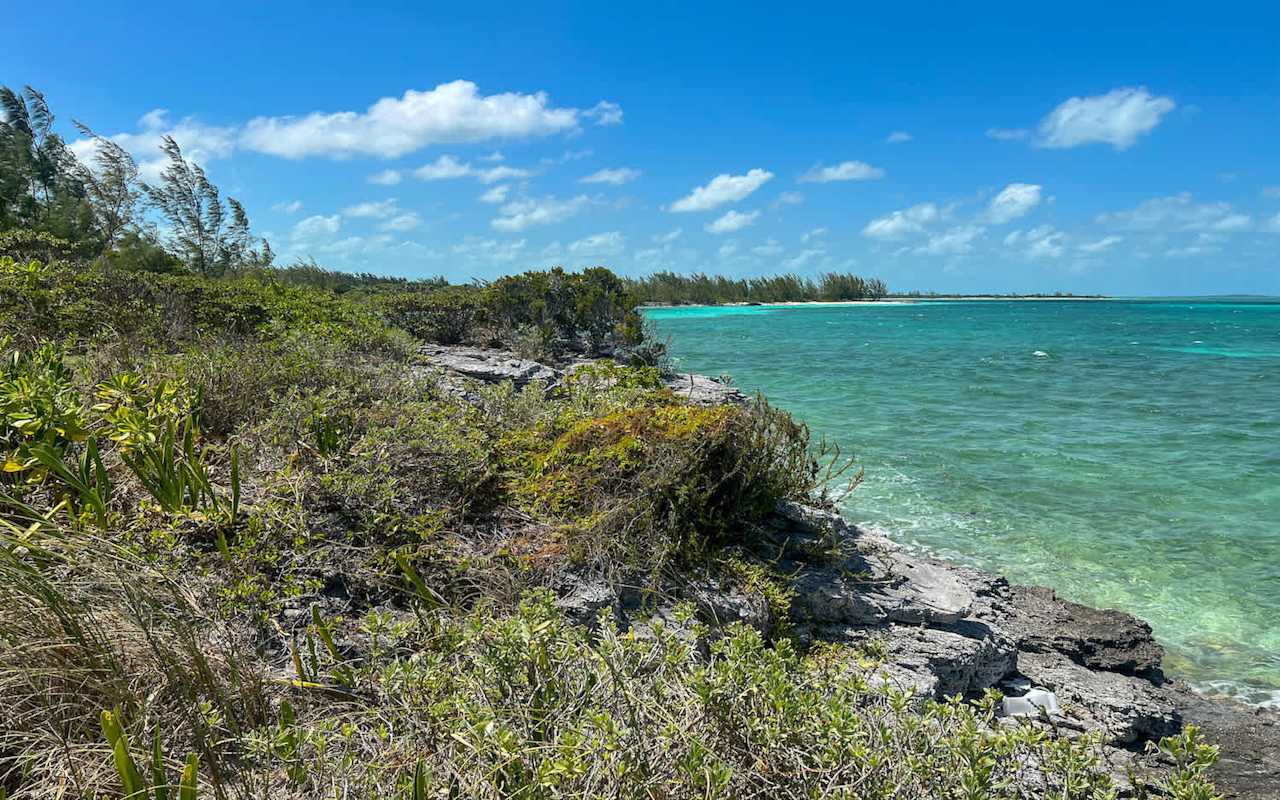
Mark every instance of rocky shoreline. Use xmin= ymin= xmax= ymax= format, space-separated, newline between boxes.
xmin=418 ymin=344 xmax=1278 ymax=798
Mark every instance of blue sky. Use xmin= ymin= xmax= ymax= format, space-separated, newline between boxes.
xmin=4 ymin=1 xmax=1278 ymax=294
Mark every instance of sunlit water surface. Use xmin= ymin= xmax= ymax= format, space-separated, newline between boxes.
xmin=645 ymin=299 xmax=1280 ymax=705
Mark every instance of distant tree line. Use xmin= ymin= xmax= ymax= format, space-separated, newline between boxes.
xmin=626 ymin=271 xmax=888 ymax=305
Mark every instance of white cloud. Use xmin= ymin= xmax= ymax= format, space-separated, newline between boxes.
xmin=1097 ymin=193 xmax=1252 ymax=232
xmin=413 ymin=154 xmax=473 ymax=180
xmin=568 ymin=231 xmax=625 ymax=256
xmin=919 ymin=225 xmax=984 ymax=255
xmin=368 ymin=169 xmax=402 ymax=185
xmin=70 ymin=108 xmax=237 ymax=181
xmin=1036 ymin=87 xmax=1175 ymax=150
xmin=240 ymin=80 xmax=595 ymax=159
xmin=1004 ymin=225 xmax=1065 ymax=259
xmin=491 ymin=194 xmax=590 ymax=232
xmin=1165 ymin=233 xmax=1227 ymax=258
xmin=412 ymin=154 xmax=535 ymax=183
xmin=379 ymin=212 xmax=422 ymax=232
xmin=718 ymin=242 xmax=740 ymax=259
xmin=863 ymin=202 xmax=940 ymax=239
xmin=479 ymin=185 xmax=510 ymax=204
xmin=706 ymin=209 xmax=760 ymax=234
xmin=290 ymin=214 xmax=342 ymax=242
xmin=452 ymin=237 xmax=528 ymax=263
xmin=802 ymin=227 xmax=828 ymax=243
xmin=784 ymin=249 xmax=824 ymax=269
xmin=480 ymin=151 xmax=505 ymax=162
xmin=799 ymin=160 xmax=885 ymax=183
xmin=272 ymin=200 xmax=303 ymax=214
xmin=583 ymin=100 xmax=623 ymax=126
xmin=752 ymin=238 xmax=784 ymax=256
xmin=886 ymin=131 xmax=913 ymax=144
xmin=670 ymin=169 xmax=774 ymax=212
xmin=1077 ymin=235 xmax=1124 ymax=253
xmin=983 ymin=183 xmax=1043 ymax=224
xmin=343 ymin=199 xmax=399 ymax=218
xmin=579 ymin=167 xmax=641 ymax=185
xmin=653 ymin=228 xmax=683 ymax=244
xmin=775 ymin=191 xmax=804 ymax=206
xmin=986 ymin=128 xmax=1031 ymax=141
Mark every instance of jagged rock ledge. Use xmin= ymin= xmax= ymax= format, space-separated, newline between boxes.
xmin=418 ymin=344 xmax=1279 ymax=798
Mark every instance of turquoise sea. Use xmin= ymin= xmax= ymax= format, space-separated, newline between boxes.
xmin=645 ymin=299 xmax=1280 ymax=706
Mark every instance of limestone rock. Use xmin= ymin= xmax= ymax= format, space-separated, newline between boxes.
xmin=663 ymin=373 xmax=748 ymax=405
xmin=1003 ymin=585 xmax=1164 ymax=677
xmin=419 ymin=345 xmax=561 ymax=387
xmin=1017 ymin=651 xmax=1181 ymax=744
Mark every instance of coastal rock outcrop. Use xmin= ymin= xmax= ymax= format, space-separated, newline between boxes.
xmin=425 ymin=346 xmax=1279 ymax=798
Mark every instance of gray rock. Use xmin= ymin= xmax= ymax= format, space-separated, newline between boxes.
xmin=790 ymin=551 xmax=974 ymax=627
xmin=687 ymin=576 xmax=774 ymax=636
xmin=419 ymin=345 xmax=561 ymax=387
xmin=1003 ymin=585 xmax=1165 ymax=677
xmin=827 ymin=620 xmax=1017 ymax=698
xmin=663 ymin=373 xmax=748 ymax=405
xmin=1017 ymin=651 xmax=1181 ymax=744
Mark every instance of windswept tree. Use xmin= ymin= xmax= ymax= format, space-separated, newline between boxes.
xmin=144 ymin=136 xmax=262 ymax=276
xmin=72 ymin=123 xmax=141 ymax=250
xmin=0 ymin=85 xmax=94 ymax=243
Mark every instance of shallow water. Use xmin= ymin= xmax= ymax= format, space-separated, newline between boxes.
xmin=645 ymin=299 xmax=1280 ymax=705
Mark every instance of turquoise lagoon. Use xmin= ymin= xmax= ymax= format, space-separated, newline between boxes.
xmin=645 ymin=299 xmax=1280 ymax=705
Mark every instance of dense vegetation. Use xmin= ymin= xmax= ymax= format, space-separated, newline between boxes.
xmin=0 ymin=84 xmax=1219 ymax=798
xmin=627 ymin=271 xmax=889 ymax=305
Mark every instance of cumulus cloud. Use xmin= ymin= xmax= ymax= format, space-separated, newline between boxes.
xmin=240 ymin=80 xmax=597 ymax=159
xmin=69 ymin=108 xmax=237 ymax=181
xmin=491 ymin=195 xmax=590 ymax=232
xmin=412 ymin=154 xmax=534 ymax=183
xmin=799 ymin=160 xmax=885 ymax=183
xmin=706 ymin=209 xmax=760 ymax=234
xmin=568 ymin=231 xmax=625 ymax=256
xmin=1036 ymin=87 xmax=1175 ymax=150
xmin=452 ymin=236 xmax=527 ymax=263
xmin=752 ymin=238 xmax=784 ymax=256
xmin=862 ymin=202 xmax=940 ymax=240
xmin=290 ymin=214 xmax=342 ymax=242
xmin=343 ymin=199 xmax=399 ymax=218
xmin=479 ymin=185 xmax=510 ymax=204
xmin=1077 ymin=235 xmax=1124 ymax=253
xmin=784 ymin=249 xmax=824 ymax=269
xmin=1097 ymin=192 xmax=1251 ymax=232
xmin=1004 ymin=225 xmax=1065 ymax=259
xmin=368 ymin=169 xmax=402 ymax=185
xmin=886 ymin=131 xmax=913 ymax=144
xmin=378 ymin=212 xmax=422 ymax=232
xmin=583 ymin=100 xmax=623 ymax=126
xmin=579 ymin=167 xmax=641 ymax=185
xmin=669 ymin=169 xmax=773 ymax=212
xmin=717 ymin=242 xmax=739 ymax=259
xmin=983 ymin=183 xmax=1043 ymax=224
xmin=918 ymin=225 xmax=984 ymax=256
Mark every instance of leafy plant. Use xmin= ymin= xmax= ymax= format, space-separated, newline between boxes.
xmin=100 ymin=708 xmax=200 ymax=800
xmin=120 ymin=415 xmax=239 ymax=521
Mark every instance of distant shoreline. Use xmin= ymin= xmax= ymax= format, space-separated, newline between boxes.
xmin=640 ymin=295 xmax=1110 ymax=309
